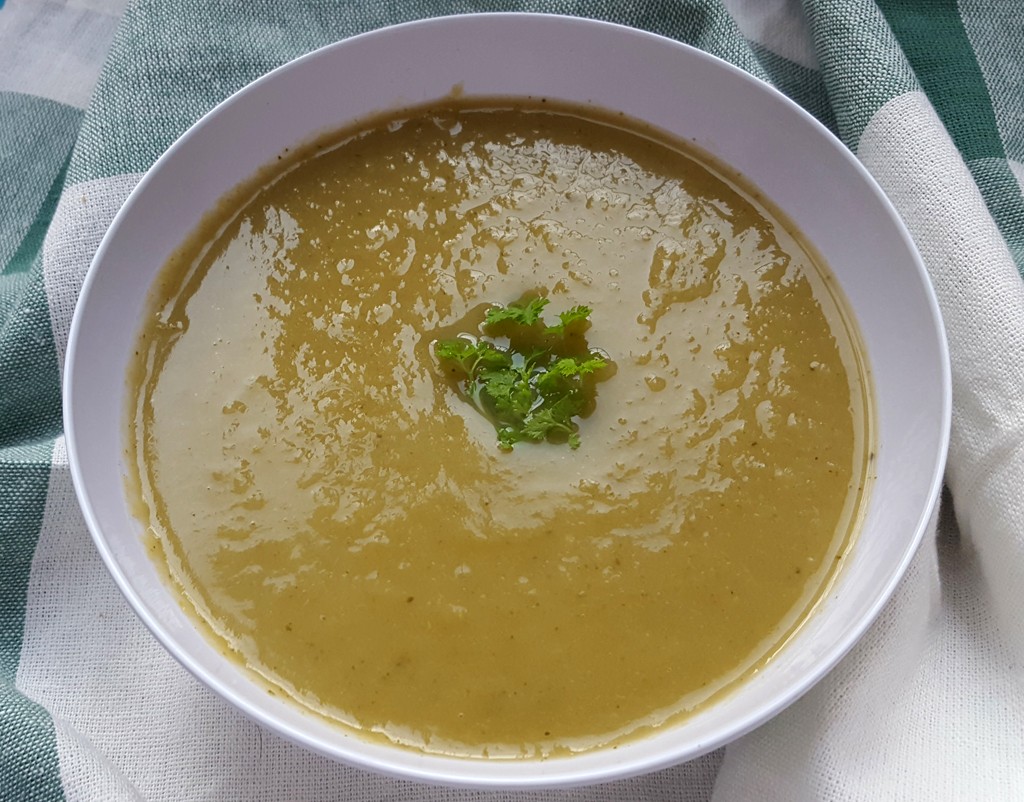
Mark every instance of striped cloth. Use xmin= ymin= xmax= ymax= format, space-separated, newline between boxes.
xmin=3 ymin=1 xmax=1022 ymax=799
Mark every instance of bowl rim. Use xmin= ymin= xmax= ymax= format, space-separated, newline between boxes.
xmin=63 ymin=11 xmax=952 ymax=789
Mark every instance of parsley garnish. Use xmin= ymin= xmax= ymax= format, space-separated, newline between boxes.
xmin=434 ymin=297 xmax=611 ymax=450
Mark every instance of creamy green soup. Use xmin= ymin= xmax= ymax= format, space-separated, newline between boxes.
xmin=129 ymin=100 xmax=872 ymax=758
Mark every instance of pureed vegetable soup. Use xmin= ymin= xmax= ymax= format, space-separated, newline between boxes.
xmin=128 ymin=98 xmax=873 ymax=758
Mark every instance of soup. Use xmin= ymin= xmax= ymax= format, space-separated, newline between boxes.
xmin=128 ymin=99 xmax=872 ymax=758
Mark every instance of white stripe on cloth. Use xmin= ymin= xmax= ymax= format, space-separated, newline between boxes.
xmin=0 ymin=0 xmax=128 ymax=109
xmin=17 ymin=437 xmax=146 ymax=802
xmin=721 ymin=0 xmax=818 ymax=69
xmin=1008 ymin=159 xmax=1024 ymax=204
xmin=856 ymin=91 xmax=1024 ymax=663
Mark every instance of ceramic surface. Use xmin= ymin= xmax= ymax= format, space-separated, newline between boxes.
xmin=64 ymin=13 xmax=950 ymax=788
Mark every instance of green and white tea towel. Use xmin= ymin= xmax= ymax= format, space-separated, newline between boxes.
xmin=3 ymin=1 xmax=1023 ymax=799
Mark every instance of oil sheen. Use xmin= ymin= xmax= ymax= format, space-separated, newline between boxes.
xmin=130 ymin=101 xmax=871 ymax=758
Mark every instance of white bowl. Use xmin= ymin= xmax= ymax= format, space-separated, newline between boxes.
xmin=64 ymin=12 xmax=950 ymax=789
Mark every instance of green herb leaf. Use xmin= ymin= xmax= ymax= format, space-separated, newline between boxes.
xmin=484 ymin=296 xmax=549 ymax=327
xmin=433 ymin=297 xmax=611 ymax=451
xmin=480 ymin=368 xmax=534 ymax=420
xmin=520 ymin=400 xmax=577 ymax=441
xmin=545 ymin=305 xmax=593 ymax=335
xmin=435 ymin=338 xmax=511 ymax=377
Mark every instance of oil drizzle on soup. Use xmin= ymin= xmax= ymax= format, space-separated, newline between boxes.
xmin=129 ymin=100 xmax=872 ymax=758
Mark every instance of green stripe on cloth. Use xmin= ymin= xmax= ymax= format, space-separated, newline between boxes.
xmin=750 ymin=43 xmax=837 ymax=134
xmin=0 ymin=265 xmax=64 ymax=449
xmin=0 ymin=445 xmax=65 ymax=802
xmin=959 ymin=1 xmax=1024 ymax=163
xmin=0 ymin=84 xmax=71 ymax=802
xmin=0 ymin=684 xmax=64 ymax=802
xmin=4 ymin=157 xmax=72 ymax=280
xmin=877 ymin=0 xmax=1000 ymax=162
xmin=968 ymin=157 xmax=1024 ymax=273
xmin=803 ymin=0 xmax=919 ymax=149
xmin=876 ymin=0 xmax=1024 ymax=275
xmin=0 ymin=446 xmax=53 ymax=680
xmin=71 ymin=0 xmax=762 ymax=184
xmin=0 ymin=92 xmax=76 ymax=448
xmin=0 ymin=94 xmax=83 ymax=271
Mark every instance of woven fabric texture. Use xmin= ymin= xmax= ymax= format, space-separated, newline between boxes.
xmin=2 ymin=1 xmax=1023 ymax=799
